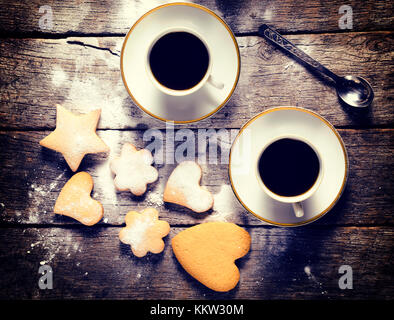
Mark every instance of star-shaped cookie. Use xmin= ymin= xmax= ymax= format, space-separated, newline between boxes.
xmin=40 ymin=105 xmax=109 ymax=171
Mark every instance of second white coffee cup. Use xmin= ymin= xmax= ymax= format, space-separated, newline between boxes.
xmin=256 ymin=135 xmax=324 ymax=218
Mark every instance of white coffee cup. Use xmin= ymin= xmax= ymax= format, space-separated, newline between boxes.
xmin=145 ymin=27 xmax=224 ymax=97
xmin=256 ymin=135 xmax=324 ymax=218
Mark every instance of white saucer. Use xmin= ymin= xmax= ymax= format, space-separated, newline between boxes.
xmin=120 ymin=3 xmax=240 ymax=123
xmin=229 ymin=107 xmax=349 ymax=227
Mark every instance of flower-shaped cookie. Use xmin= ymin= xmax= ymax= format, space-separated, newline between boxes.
xmin=163 ymin=161 xmax=213 ymax=213
xmin=54 ymin=172 xmax=103 ymax=226
xmin=110 ymin=143 xmax=158 ymax=196
xmin=119 ymin=208 xmax=170 ymax=257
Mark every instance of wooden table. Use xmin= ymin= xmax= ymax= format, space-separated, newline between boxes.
xmin=0 ymin=0 xmax=393 ymax=300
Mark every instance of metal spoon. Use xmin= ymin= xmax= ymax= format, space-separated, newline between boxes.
xmin=258 ymin=24 xmax=374 ymax=108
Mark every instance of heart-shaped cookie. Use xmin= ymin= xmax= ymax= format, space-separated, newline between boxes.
xmin=163 ymin=161 xmax=213 ymax=213
xmin=54 ymin=172 xmax=103 ymax=226
xmin=171 ymin=222 xmax=251 ymax=292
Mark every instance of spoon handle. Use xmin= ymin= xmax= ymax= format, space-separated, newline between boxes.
xmin=259 ymin=24 xmax=340 ymax=83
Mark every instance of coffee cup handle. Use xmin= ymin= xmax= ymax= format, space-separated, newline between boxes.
xmin=292 ymin=202 xmax=304 ymax=218
xmin=207 ymin=75 xmax=224 ymax=90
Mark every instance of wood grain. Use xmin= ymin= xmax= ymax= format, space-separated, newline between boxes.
xmin=0 ymin=129 xmax=392 ymax=226
xmin=0 ymin=226 xmax=392 ymax=299
xmin=0 ymin=0 xmax=392 ymax=35
xmin=0 ymin=33 xmax=393 ymax=129
xmin=0 ymin=0 xmax=393 ymax=301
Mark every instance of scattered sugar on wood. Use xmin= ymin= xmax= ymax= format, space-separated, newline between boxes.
xmin=304 ymin=265 xmax=312 ymax=277
xmin=146 ymin=184 xmax=164 ymax=207
xmin=52 ymin=65 xmax=67 ymax=86
xmin=263 ymin=7 xmax=273 ymax=21
xmin=28 ymin=172 xmax=65 ymax=222
xmin=95 ymin=160 xmax=117 ymax=204
xmin=57 ymin=39 xmax=134 ymax=128
xmin=28 ymin=229 xmax=77 ymax=266
xmin=205 ymin=184 xmax=240 ymax=222
xmin=304 ymin=265 xmax=324 ymax=289
xmin=92 ymin=132 xmax=121 ymax=204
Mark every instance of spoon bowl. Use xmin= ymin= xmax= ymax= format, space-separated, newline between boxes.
xmin=336 ymin=75 xmax=374 ymax=108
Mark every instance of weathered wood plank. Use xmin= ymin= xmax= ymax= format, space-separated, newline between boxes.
xmin=0 ymin=129 xmax=392 ymax=226
xmin=0 ymin=226 xmax=392 ymax=299
xmin=0 ymin=0 xmax=392 ymax=35
xmin=0 ymin=33 xmax=393 ymax=129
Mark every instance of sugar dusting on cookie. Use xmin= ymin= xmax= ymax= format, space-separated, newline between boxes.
xmin=119 ymin=208 xmax=170 ymax=258
xmin=110 ymin=143 xmax=158 ymax=196
xmin=121 ymin=218 xmax=154 ymax=247
xmin=164 ymin=161 xmax=213 ymax=213
xmin=54 ymin=172 xmax=103 ymax=226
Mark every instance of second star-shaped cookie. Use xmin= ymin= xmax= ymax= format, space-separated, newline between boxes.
xmin=39 ymin=105 xmax=109 ymax=171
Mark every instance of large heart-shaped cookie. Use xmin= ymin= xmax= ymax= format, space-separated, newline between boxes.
xmin=163 ymin=161 xmax=213 ymax=213
xmin=172 ymin=222 xmax=251 ymax=292
xmin=54 ymin=172 xmax=103 ymax=226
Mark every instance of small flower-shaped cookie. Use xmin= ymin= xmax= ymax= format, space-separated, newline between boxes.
xmin=110 ymin=143 xmax=158 ymax=196
xmin=119 ymin=208 xmax=170 ymax=257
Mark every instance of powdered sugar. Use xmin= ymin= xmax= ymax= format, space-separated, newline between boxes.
xmin=146 ymin=187 xmax=164 ymax=207
xmin=205 ymin=184 xmax=239 ymax=222
xmin=164 ymin=161 xmax=213 ymax=213
xmin=29 ymin=172 xmax=64 ymax=197
xmin=122 ymin=218 xmax=154 ymax=247
xmin=52 ymin=37 xmax=134 ymax=129
xmin=52 ymin=65 xmax=67 ymax=87
xmin=27 ymin=172 xmax=65 ymax=222
xmin=28 ymin=228 xmax=75 ymax=266
xmin=119 ymin=208 xmax=170 ymax=258
xmin=111 ymin=144 xmax=158 ymax=196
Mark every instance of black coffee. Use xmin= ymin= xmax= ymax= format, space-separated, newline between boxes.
xmin=149 ymin=32 xmax=209 ymax=90
xmin=258 ymin=138 xmax=320 ymax=197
